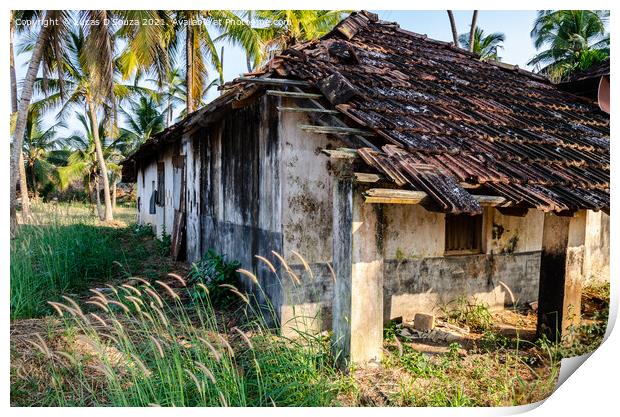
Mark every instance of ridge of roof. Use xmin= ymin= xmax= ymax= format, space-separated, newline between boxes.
xmin=324 ymin=11 xmax=551 ymax=84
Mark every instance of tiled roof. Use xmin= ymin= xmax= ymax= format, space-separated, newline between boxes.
xmin=257 ymin=11 xmax=610 ymax=214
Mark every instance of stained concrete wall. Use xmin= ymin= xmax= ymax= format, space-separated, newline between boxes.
xmin=135 ymin=144 xmax=178 ymax=240
xmin=196 ymin=95 xmax=284 ymax=314
xmin=584 ymin=211 xmax=610 ymax=283
xmin=278 ymin=99 xmax=348 ymax=334
xmin=382 ymin=204 xmax=544 ymax=321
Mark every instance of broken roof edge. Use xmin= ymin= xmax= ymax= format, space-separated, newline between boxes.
xmin=326 ymin=10 xmax=552 ymax=85
xmin=120 ymin=82 xmax=254 ymax=171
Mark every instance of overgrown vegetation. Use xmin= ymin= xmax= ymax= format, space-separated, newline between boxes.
xmin=187 ymin=249 xmax=242 ymax=307
xmin=11 ymin=276 xmax=344 ymax=406
xmin=10 ymin=203 xmax=165 ymax=319
xmin=10 ymin=203 xmax=610 ymax=407
xmin=443 ymin=297 xmax=493 ymax=332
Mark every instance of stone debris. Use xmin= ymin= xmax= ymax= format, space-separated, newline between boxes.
xmin=397 ymin=318 xmax=470 ymax=343
xmin=413 ymin=313 xmax=435 ymax=332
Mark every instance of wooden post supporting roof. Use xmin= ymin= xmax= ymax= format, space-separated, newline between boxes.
xmin=536 ymin=210 xmax=586 ymax=342
xmin=332 ymin=161 xmax=384 ymax=366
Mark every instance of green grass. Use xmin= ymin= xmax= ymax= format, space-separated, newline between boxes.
xmin=10 ymin=263 xmax=347 ymax=406
xmin=10 ymin=203 xmax=351 ymax=406
xmin=442 ymin=296 xmax=493 ymax=332
xmin=10 ymin=202 xmax=162 ymax=319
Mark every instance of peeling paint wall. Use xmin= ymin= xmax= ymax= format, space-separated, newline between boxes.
xmin=381 ymin=204 xmax=543 ymax=321
xmin=184 ymin=133 xmax=201 ymax=262
xmin=278 ymin=100 xmax=348 ymax=334
xmin=584 ymin=210 xmax=609 ymax=283
xmin=197 ymin=95 xmax=284 ymax=314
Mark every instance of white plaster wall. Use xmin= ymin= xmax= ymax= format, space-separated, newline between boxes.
xmin=135 ymin=145 xmax=184 ymax=242
xmin=137 ymin=161 xmax=158 ymax=230
xmin=584 ymin=210 xmax=610 ymax=283
xmin=382 ymin=205 xmax=544 ymax=319
xmin=279 ymin=105 xmax=347 ymax=264
xmin=383 ymin=204 xmax=445 ymax=258
xmin=486 ymin=208 xmax=544 ymax=254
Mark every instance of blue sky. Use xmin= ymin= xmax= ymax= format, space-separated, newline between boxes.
xmin=14 ymin=10 xmax=543 ymax=136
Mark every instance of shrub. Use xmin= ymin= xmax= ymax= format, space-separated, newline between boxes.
xmin=188 ymin=249 xmax=241 ymax=307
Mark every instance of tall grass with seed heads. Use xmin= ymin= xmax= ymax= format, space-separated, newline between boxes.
xmin=15 ymin=256 xmax=345 ymax=406
xmin=11 ymin=203 xmax=143 ymax=319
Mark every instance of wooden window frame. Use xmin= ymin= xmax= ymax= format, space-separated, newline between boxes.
xmin=156 ymin=162 xmax=165 ymax=207
xmin=444 ymin=213 xmax=483 ymax=255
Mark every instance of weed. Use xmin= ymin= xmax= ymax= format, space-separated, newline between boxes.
xmin=443 ymin=296 xmax=493 ymax=332
xmin=188 ymin=249 xmax=242 ymax=307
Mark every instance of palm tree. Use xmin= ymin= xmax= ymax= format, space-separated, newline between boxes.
xmin=59 ymin=112 xmax=124 ymax=217
xmin=33 ymin=24 xmax=153 ymax=220
xmin=21 ymin=107 xmax=65 ymax=200
xmin=155 ymin=68 xmax=186 ymax=127
xmin=10 ymin=10 xmax=68 ymax=231
xmin=459 ymin=27 xmax=506 ymax=61
xmin=468 ymin=11 xmax=479 ymax=53
xmin=118 ymin=96 xmax=166 ymax=154
xmin=447 ymin=11 xmax=459 ymax=46
xmin=10 ymin=11 xmax=33 ymax=218
xmin=529 ymin=10 xmax=610 ymax=81
xmin=253 ymin=10 xmax=348 ymax=63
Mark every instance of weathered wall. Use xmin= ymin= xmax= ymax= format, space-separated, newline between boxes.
xmin=278 ymin=100 xmax=348 ymax=334
xmin=381 ymin=204 xmax=543 ymax=321
xmin=184 ymin=133 xmax=201 ymax=262
xmin=584 ymin=210 xmax=610 ymax=283
xmin=198 ymin=95 xmax=284 ymax=313
xmin=135 ymin=145 xmax=178 ymax=239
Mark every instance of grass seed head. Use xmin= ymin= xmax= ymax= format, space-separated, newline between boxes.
xmin=237 ymin=268 xmax=259 ymax=285
xmin=167 ymin=273 xmax=187 ymax=287
xmin=194 ymin=361 xmax=217 ymax=384
xmin=198 ymin=337 xmax=222 ymax=362
xmin=155 ymin=280 xmax=180 ymax=300
xmin=144 ymin=287 xmax=164 ymax=308
xmin=255 ymin=255 xmax=276 ymax=273
xmin=150 ymin=336 xmax=165 ymax=358
xmin=108 ymin=300 xmax=130 ymax=314
xmin=85 ymin=300 xmax=110 ymax=313
xmin=121 ymin=284 xmax=142 ymax=296
xmin=232 ymin=327 xmax=254 ymax=350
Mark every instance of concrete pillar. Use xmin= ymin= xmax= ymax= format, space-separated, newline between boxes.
xmin=332 ymin=173 xmax=384 ymax=366
xmin=536 ymin=211 xmax=586 ymax=342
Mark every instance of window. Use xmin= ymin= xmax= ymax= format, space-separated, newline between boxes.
xmin=149 ymin=181 xmax=156 ymax=214
xmin=156 ymin=162 xmax=165 ymax=206
xmin=445 ymin=213 xmax=483 ymax=254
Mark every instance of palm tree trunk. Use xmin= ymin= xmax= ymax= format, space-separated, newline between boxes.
xmin=29 ymin=163 xmax=38 ymax=201
xmin=12 ymin=31 xmax=31 ymax=218
xmin=95 ymin=176 xmax=103 ymax=220
xmin=220 ymin=45 xmax=225 ymax=89
xmin=112 ymin=179 xmax=117 ymax=209
xmin=468 ymin=11 xmax=479 ymax=53
xmin=9 ymin=11 xmax=52 ymax=231
xmin=447 ymin=11 xmax=459 ymax=47
xmin=86 ymin=96 xmax=114 ymax=221
xmin=186 ymin=23 xmax=194 ymax=114
xmin=18 ymin=153 xmax=30 ymax=218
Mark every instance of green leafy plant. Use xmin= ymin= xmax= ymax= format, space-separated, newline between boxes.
xmin=443 ymin=297 xmax=493 ymax=332
xmin=158 ymin=225 xmax=172 ymax=256
xmin=188 ymin=249 xmax=241 ymax=307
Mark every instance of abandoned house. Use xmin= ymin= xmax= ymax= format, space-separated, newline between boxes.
xmin=121 ymin=11 xmax=610 ymax=364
